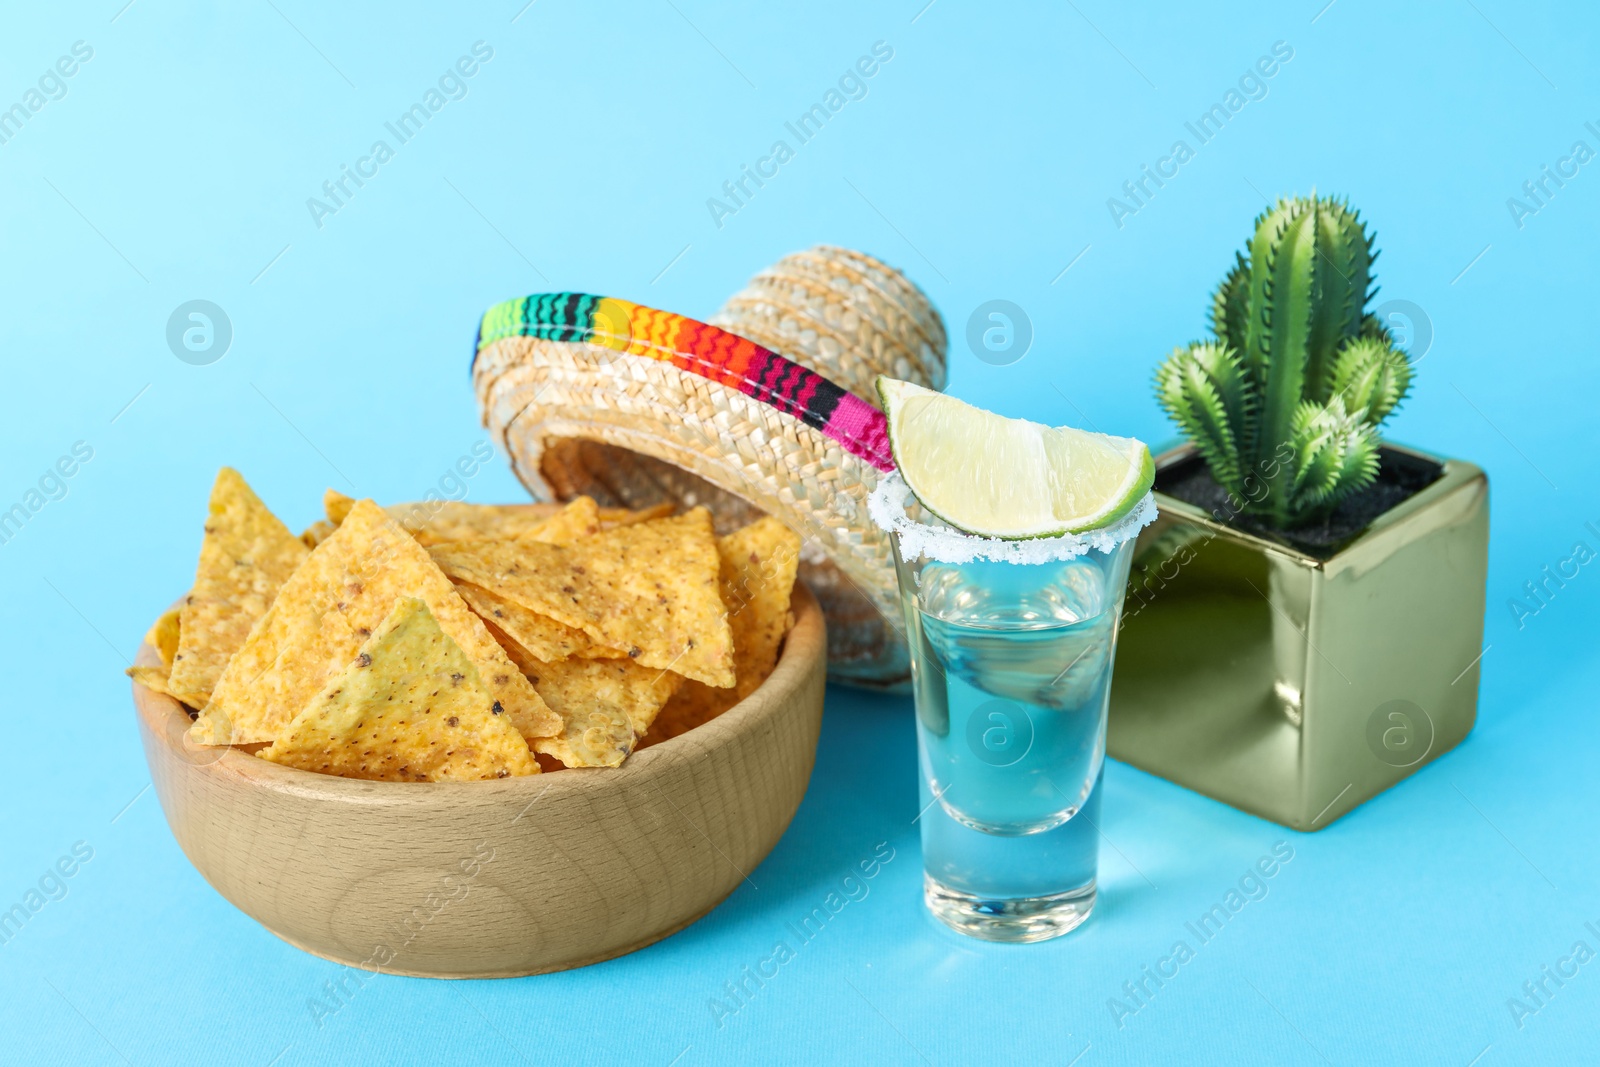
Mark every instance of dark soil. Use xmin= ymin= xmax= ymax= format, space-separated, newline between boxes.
xmin=1157 ymin=446 xmax=1445 ymax=560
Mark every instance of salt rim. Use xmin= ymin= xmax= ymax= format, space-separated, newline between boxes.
xmin=868 ymin=472 xmax=1158 ymax=564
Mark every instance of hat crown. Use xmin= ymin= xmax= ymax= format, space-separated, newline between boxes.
xmin=711 ymin=245 xmax=946 ymax=405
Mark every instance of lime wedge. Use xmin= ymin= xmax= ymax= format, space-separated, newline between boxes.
xmin=877 ymin=377 xmax=1154 ymax=539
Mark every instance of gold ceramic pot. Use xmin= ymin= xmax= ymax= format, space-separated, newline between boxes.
xmin=1107 ymin=442 xmax=1489 ymax=831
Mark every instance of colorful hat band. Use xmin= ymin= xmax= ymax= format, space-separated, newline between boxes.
xmin=475 ymin=294 xmax=895 ymax=474
xmin=471 ymin=248 xmax=947 ymax=690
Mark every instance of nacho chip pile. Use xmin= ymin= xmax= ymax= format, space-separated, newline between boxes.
xmin=130 ymin=469 xmax=801 ymax=782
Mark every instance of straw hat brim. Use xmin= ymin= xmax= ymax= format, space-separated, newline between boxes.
xmin=472 ymin=294 xmax=909 ymax=686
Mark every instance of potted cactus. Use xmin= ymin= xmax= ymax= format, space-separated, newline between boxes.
xmin=1107 ymin=195 xmax=1489 ymax=831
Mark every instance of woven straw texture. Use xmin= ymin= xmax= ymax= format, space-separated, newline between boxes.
xmin=473 ymin=248 xmax=946 ymax=687
xmin=711 ymin=245 xmax=947 ymax=402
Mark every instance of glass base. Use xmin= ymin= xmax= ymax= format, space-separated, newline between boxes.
xmin=924 ymin=873 xmax=1096 ymax=943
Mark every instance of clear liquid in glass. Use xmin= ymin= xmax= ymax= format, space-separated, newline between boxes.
xmin=899 ymin=546 xmax=1130 ymax=941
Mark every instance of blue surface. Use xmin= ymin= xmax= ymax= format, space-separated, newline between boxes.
xmin=1 ymin=1 xmax=1596 ymax=1063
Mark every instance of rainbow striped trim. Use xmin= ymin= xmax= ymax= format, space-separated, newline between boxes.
xmin=474 ymin=293 xmax=894 ymax=472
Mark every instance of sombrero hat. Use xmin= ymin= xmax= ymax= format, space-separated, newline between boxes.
xmin=470 ymin=246 xmax=946 ymax=687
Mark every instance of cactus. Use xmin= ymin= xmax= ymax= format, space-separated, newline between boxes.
xmin=1156 ymin=195 xmax=1414 ymax=528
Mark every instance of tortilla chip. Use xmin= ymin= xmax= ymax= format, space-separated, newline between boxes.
xmin=601 ymin=502 xmax=675 ymax=528
xmin=645 ymin=517 xmax=800 ymax=743
xmin=145 ymin=610 xmax=181 ymax=669
xmin=456 ymin=583 xmax=623 ymax=663
xmin=524 ymin=497 xmax=601 ymax=544
xmin=261 ymin=598 xmax=538 ymax=781
xmin=485 ymin=619 xmax=681 ymax=768
xmin=131 ymin=610 xmax=185 ymax=707
xmin=166 ymin=469 xmax=309 ymax=708
xmin=323 ymin=490 xmax=561 ymax=546
xmin=534 ymin=660 xmax=682 ymax=769
xmin=324 ymin=489 xmax=665 ymax=545
xmin=524 ymin=652 xmax=680 ymax=737
xmin=718 ymin=517 xmax=801 ymax=700
xmin=300 ymin=519 xmax=337 ymax=549
xmin=193 ymin=499 xmax=558 ymax=746
xmin=428 ymin=509 xmax=734 ymax=688
xmin=323 ymin=488 xmax=354 ymax=525
xmin=128 ymin=664 xmax=183 ymax=703
xmin=323 ymin=488 xmax=356 ymax=525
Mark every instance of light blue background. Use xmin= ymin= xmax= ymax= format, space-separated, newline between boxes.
xmin=1 ymin=1 xmax=1596 ymax=1063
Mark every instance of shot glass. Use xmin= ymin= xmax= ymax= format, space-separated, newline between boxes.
xmin=892 ymin=535 xmax=1137 ymax=942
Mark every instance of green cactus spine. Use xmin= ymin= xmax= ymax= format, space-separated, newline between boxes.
xmin=1157 ymin=195 xmax=1413 ymax=528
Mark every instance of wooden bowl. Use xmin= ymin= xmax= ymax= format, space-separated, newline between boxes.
xmin=132 ymin=585 xmax=826 ymax=978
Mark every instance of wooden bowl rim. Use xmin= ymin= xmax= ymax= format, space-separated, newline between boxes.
xmin=133 ymin=582 xmax=825 ymax=807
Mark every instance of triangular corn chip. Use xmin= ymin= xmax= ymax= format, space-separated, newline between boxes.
xmin=718 ymin=517 xmax=801 ymax=701
xmin=646 ymin=517 xmax=801 ymax=744
xmin=324 ymin=490 xmax=560 ymax=546
xmin=166 ymin=468 xmax=308 ymax=708
xmin=323 ymin=490 xmax=668 ymax=544
xmin=129 ymin=609 xmax=184 ymax=705
xmin=456 ymin=583 xmax=623 ymax=663
xmin=129 ymin=664 xmax=183 ymax=702
xmin=521 ymin=496 xmax=600 ymax=544
xmin=193 ymin=499 xmax=558 ymax=745
xmin=324 ymin=488 xmax=355 ymax=524
xmin=300 ymin=519 xmax=337 ymax=549
xmin=145 ymin=609 xmax=181 ymax=669
xmin=485 ymin=618 xmax=682 ymax=768
xmin=602 ymin=502 xmax=676 ymax=528
xmin=428 ymin=509 xmax=734 ymax=688
xmin=261 ymin=598 xmax=538 ymax=781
